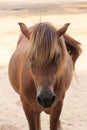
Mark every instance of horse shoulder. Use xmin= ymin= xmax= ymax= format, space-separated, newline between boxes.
xmin=8 ymin=35 xmax=30 ymax=94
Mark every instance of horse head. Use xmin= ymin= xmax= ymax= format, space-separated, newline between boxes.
xmin=19 ymin=22 xmax=70 ymax=108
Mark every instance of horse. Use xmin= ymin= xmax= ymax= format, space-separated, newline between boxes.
xmin=8 ymin=22 xmax=82 ymax=130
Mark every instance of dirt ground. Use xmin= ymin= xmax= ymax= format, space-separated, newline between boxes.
xmin=0 ymin=1 xmax=87 ymax=130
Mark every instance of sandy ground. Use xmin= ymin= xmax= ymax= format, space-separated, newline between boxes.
xmin=0 ymin=1 xmax=87 ymax=130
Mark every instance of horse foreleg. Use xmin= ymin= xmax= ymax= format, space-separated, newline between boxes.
xmin=50 ymin=100 xmax=63 ymax=130
xmin=35 ymin=114 xmax=41 ymax=130
xmin=22 ymin=104 xmax=41 ymax=130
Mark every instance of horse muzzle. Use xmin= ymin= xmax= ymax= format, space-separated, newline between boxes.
xmin=37 ymin=91 xmax=56 ymax=108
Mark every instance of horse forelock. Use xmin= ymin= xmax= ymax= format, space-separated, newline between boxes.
xmin=29 ymin=23 xmax=59 ymax=66
xmin=27 ymin=22 xmax=68 ymax=74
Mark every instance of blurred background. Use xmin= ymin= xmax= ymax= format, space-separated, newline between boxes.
xmin=0 ymin=0 xmax=87 ymax=130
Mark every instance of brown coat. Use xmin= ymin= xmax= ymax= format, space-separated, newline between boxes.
xmin=8 ymin=22 xmax=81 ymax=130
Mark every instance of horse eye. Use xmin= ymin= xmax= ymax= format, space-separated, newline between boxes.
xmin=54 ymin=54 xmax=60 ymax=63
xmin=28 ymin=56 xmax=36 ymax=68
xmin=28 ymin=56 xmax=32 ymax=63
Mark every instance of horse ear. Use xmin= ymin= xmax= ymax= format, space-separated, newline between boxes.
xmin=18 ymin=23 xmax=30 ymax=39
xmin=57 ymin=23 xmax=70 ymax=37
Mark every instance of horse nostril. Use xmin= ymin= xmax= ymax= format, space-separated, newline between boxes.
xmin=37 ymin=93 xmax=56 ymax=108
xmin=52 ymin=95 xmax=56 ymax=103
xmin=37 ymin=96 xmax=44 ymax=106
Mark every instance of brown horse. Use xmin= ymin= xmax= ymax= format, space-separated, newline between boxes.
xmin=8 ymin=22 xmax=81 ymax=130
